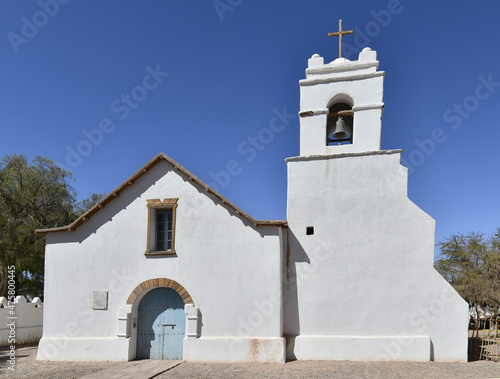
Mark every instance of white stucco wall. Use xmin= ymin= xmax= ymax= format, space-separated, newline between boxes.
xmin=0 ymin=296 xmax=43 ymax=346
xmin=284 ymin=151 xmax=468 ymax=361
xmin=37 ymin=160 xmax=285 ymax=361
xmin=37 ymin=47 xmax=468 ymax=363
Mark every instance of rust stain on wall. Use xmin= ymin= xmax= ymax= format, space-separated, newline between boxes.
xmin=249 ymin=338 xmax=259 ymax=361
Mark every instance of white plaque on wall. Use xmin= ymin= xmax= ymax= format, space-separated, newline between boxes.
xmin=93 ymin=291 xmax=108 ymax=310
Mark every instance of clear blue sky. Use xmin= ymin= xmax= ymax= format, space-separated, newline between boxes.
xmin=1 ymin=1 xmax=499 ymax=258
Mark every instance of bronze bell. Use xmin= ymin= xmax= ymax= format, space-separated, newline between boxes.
xmin=332 ymin=116 xmax=347 ymax=139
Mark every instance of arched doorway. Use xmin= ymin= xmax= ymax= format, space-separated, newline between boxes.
xmin=136 ymin=287 xmax=186 ymax=359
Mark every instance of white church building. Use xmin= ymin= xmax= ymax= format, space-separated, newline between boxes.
xmin=36 ymin=47 xmax=468 ymax=362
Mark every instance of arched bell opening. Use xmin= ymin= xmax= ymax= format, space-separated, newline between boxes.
xmin=327 ymin=102 xmax=353 ymax=146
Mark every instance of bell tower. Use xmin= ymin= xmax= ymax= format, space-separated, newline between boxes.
xmin=284 ymin=33 xmax=468 ymax=361
xmin=298 ymin=47 xmax=385 ymax=156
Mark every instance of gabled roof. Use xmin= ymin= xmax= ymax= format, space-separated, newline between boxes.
xmin=35 ymin=153 xmax=287 ymax=235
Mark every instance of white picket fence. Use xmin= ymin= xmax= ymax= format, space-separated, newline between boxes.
xmin=0 ymin=295 xmax=43 ymax=346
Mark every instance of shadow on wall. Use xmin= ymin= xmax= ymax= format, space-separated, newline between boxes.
xmin=53 ymin=160 xmax=280 ymax=245
xmin=283 ymin=230 xmax=310 ymax=361
xmin=179 ymin=166 xmax=282 ymax=239
xmin=0 ymin=296 xmax=43 ymax=347
xmin=48 ymin=164 xmax=169 ymax=245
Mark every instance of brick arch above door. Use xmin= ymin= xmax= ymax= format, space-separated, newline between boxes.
xmin=126 ymin=278 xmax=194 ymax=305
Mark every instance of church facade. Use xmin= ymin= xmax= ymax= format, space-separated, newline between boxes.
xmin=36 ymin=47 xmax=468 ymax=362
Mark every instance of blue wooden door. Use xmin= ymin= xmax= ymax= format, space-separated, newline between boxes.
xmin=137 ymin=287 xmax=185 ymax=359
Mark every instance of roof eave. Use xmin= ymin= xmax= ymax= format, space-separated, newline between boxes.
xmin=35 ymin=153 xmax=287 ymax=235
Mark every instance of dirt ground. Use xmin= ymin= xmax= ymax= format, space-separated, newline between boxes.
xmin=1 ymin=344 xmax=499 ymax=379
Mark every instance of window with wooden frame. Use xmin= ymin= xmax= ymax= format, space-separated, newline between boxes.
xmin=146 ymin=198 xmax=178 ymax=256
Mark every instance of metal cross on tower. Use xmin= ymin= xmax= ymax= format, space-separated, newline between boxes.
xmin=328 ymin=19 xmax=353 ymax=58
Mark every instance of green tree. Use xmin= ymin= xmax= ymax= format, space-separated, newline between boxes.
xmin=435 ymin=230 xmax=500 ymax=318
xmin=483 ymin=229 xmax=500 ymax=312
xmin=74 ymin=192 xmax=105 ymax=216
xmin=0 ymin=155 xmax=76 ymax=298
xmin=0 ymin=154 xmax=107 ymax=299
